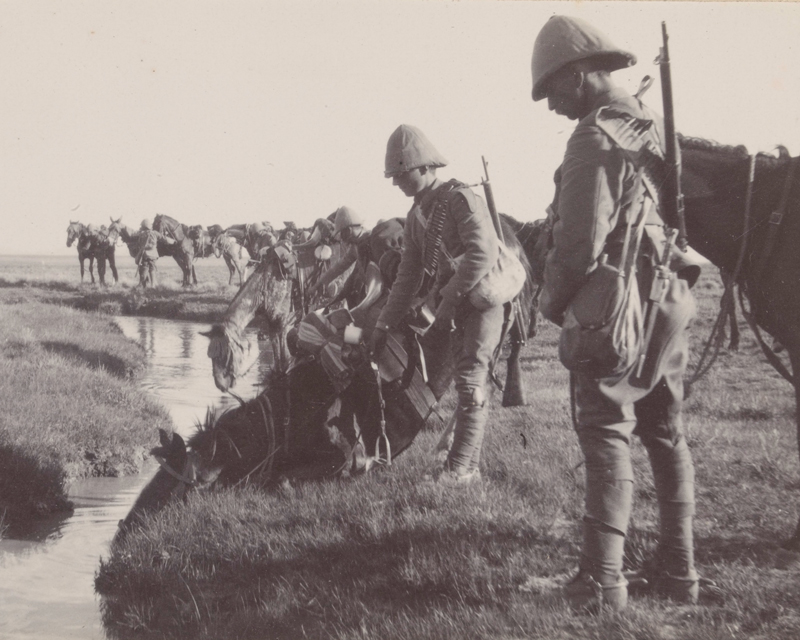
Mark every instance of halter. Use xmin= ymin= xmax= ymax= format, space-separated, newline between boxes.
xmin=153 ymin=454 xmax=197 ymax=499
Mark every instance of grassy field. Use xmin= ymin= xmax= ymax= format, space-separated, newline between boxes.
xmin=0 ymin=253 xmax=239 ymax=323
xmin=0 ymin=301 xmax=173 ymax=528
xmin=94 ymin=271 xmax=800 ymax=640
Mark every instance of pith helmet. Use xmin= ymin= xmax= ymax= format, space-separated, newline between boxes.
xmin=531 ymin=15 xmax=636 ymax=101
xmin=384 ymin=124 xmax=448 ymax=178
xmin=333 ymin=206 xmax=364 ymax=236
xmin=86 ymin=223 xmax=96 ymax=233
xmin=141 ymin=218 xmax=152 ymax=230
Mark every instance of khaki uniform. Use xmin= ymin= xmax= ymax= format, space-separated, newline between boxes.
xmin=136 ymin=229 xmax=170 ymax=287
xmin=377 ymin=178 xmax=504 ymax=472
xmin=542 ymin=88 xmax=698 ymax=588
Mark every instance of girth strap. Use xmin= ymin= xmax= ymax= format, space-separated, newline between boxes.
xmin=752 ymin=156 xmax=797 ymax=286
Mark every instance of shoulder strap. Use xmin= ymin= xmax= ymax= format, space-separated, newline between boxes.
xmin=595 ymin=107 xmax=666 ymax=218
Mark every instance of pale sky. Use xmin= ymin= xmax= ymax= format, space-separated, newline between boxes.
xmin=2 ymin=1 xmax=799 ymax=256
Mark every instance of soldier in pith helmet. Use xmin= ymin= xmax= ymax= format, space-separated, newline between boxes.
xmin=530 ymin=15 xmax=703 ymax=611
xmin=368 ymin=124 xmax=504 ymax=485
xmin=135 ymin=218 xmax=174 ymax=288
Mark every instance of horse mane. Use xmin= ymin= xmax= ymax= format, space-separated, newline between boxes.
xmin=679 ymin=133 xmax=790 ymax=169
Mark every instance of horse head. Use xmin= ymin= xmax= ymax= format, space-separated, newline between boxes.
xmin=201 ymin=323 xmax=250 ymax=392
xmin=115 ymin=429 xmax=195 ymax=541
xmin=66 ymin=221 xmax=83 ymax=247
xmin=106 ymin=217 xmax=123 ymax=245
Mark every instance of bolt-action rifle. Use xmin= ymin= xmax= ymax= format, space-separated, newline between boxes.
xmin=636 ymin=22 xmax=687 ymax=378
xmin=658 ymin=21 xmax=688 ymax=252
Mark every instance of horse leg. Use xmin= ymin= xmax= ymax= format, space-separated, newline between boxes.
xmin=89 ymin=256 xmax=95 ymax=284
xmin=98 ymin=256 xmax=106 ymax=286
xmin=782 ymin=347 xmax=800 ymax=553
xmin=79 ymin=256 xmax=85 ymax=282
xmin=502 ymin=322 xmax=527 ymax=407
xmin=728 ymin=300 xmax=740 ymax=351
xmin=109 ymin=252 xmax=119 ymax=284
xmin=225 ymin=255 xmax=235 ymax=285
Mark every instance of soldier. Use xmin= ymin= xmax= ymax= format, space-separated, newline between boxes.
xmin=136 ymin=218 xmax=174 ymax=288
xmin=531 ymin=16 xmax=703 ymax=610
xmin=368 ymin=124 xmax=505 ymax=484
xmin=310 ymin=206 xmax=404 ymax=309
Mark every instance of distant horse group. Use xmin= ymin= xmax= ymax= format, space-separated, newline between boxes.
xmin=65 ymin=218 xmax=122 ymax=285
xmin=68 ymin=215 xmax=329 ymax=289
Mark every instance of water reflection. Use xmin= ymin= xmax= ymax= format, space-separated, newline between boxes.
xmin=115 ymin=316 xmax=274 ymax=435
xmin=0 ymin=316 xmax=272 ymax=639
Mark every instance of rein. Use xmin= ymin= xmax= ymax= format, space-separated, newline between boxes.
xmin=687 ymin=152 xmax=796 ymax=392
xmin=686 ymin=154 xmax=757 ymax=392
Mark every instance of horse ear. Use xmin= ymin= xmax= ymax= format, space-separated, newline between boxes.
xmin=171 ymin=433 xmax=186 ymax=452
xmin=158 ymin=428 xmax=172 ymax=447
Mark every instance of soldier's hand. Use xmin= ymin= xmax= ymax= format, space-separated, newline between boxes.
xmin=433 ymin=297 xmax=457 ymax=331
xmin=368 ymin=327 xmax=388 ymax=357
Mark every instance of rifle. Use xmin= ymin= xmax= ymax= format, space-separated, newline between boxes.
xmin=480 ymin=157 xmax=526 ymax=346
xmin=657 ymin=21 xmax=688 ymax=252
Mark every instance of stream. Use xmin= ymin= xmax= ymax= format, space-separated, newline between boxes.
xmin=0 ymin=316 xmax=271 ymax=639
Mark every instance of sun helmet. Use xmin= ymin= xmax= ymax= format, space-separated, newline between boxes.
xmin=333 ymin=206 xmax=364 ymax=236
xmin=141 ymin=218 xmax=153 ymax=230
xmin=86 ymin=224 xmax=96 ymax=234
xmin=531 ymin=15 xmax=636 ymax=102
xmin=384 ymin=124 xmax=448 ymax=178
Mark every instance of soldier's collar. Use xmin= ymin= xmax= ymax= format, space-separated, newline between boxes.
xmin=413 ymin=177 xmax=442 ymax=207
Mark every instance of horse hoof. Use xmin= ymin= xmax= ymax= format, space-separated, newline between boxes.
xmin=775 ymin=548 xmax=800 ymax=570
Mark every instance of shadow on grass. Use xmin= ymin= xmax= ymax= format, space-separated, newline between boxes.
xmin=0 ymin=444 xmax=73 ymax=533
xmin=42 ymin=341 xmax=135 ymax=378
xmin=98 ymin=522 xmax=571 ymax=640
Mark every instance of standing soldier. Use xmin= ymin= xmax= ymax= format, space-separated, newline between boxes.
xmin=531 ymin=16 xmax=703 ymax=610
xmin=136 ymin=218 xmax=174 ymax=288
xmin=368 ymin=124 xmax=505 ymax=484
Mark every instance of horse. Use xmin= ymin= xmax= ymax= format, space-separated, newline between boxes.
xmin=153 ymin=214 xmax=197 ymax=286
xmin=90 ymin=217 xmax=122 ymax=286
xmin=114 ymin=429 xmax=196 ymax=542
xmin=500 ymin=214 xmax=551 ymax=339
xmin=679 ymin=135 xmax=800 ymax=552
xmin=204 ymin=216 xmax=535 ymax=407
xmin=117 ymin=316 xmax=456 ymax=536
xmin=187 ymin=224 xmax=218 ymax=261
xmin=66 ymin=221 xmax=96 ymax=284
xmin=214 ymin=233 xmax=253 ymax=287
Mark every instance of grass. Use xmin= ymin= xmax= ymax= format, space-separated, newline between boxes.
xmin=0 ymin=301 xmax=173 ymax=528
xmin=95 ymin=268 xmax=800 ymax=640
xmin=0 ymin=254 xmax=240 ymax=323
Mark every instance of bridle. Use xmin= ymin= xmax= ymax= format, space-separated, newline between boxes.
xmin=153 ymin=454 xmax=197 ymax=499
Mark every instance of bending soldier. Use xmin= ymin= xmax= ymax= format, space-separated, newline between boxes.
xmin=368 ymin=124 xmax=504 ymax=484
xmin=136 ymin=218 xmax=174 ymax=288
xmin=531 ymin=16 xmax=703 ymax=610
xmin=311 ymin=206 xmax=404 ymax=310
